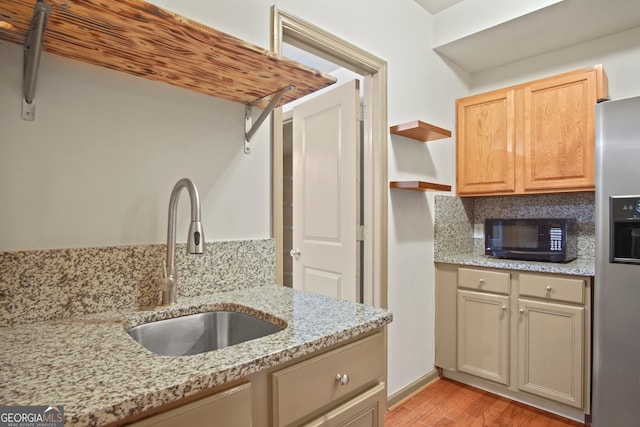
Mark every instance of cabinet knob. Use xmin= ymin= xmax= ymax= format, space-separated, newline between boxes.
xmin=519 ymin=309 xmax=525 ymax=314
xmin=501 ymin=305 xmax=507 ymax=311
xmin=335 ymin=373 xmax=350 ymax=386
xmin=545 ymin=285 xmax=552 ymax=292
xmin=478 ymin=279 xmax=485 ymax=286
xmin=290 ymin=248 xmax=301 ymax=259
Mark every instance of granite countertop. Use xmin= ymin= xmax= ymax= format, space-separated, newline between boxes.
xmin=435 ymin=253 xmax=595 ymax=276
xmin=0 ymin=285 xmax=392 ymax=426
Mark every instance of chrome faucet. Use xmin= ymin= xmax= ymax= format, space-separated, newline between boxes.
xmin=159 ymin=178 xmax=205 ymax=305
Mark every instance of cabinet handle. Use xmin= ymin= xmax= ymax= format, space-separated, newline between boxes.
xmin=335 ymin=373 xmax=350 ymax=386
xmin=478 ymin=279 xmax=485 ymax=286
xmin=501 ymin=305 xmax=507 ymax=311
xmin=545 ymin=285 xmax=552 ymax=291
xmin=519 ymin=309 xmax=525 ymax=314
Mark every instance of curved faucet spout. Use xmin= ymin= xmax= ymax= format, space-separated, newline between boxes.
xmin=161 ymin=178 xmax=205 ymax=305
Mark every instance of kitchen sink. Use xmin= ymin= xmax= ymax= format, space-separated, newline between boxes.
xmin=126 ymin=310 xmax=283 ymax=356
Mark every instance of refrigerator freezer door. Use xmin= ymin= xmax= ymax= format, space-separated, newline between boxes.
xmin=593 ymin=96 xmax=640 ymax=426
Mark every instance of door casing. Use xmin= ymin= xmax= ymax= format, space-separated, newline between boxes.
xmin=271 ymin=8 xmax=388 ymax=308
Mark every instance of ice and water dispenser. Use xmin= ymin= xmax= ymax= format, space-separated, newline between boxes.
xmin=610 ymin=196 xmax=640 ymax=263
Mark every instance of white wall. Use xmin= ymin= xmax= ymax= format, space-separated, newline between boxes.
xmin=264 ymin=0 xmax=468 ymax=395
xmin=10 ymin=0 xmax=635 ymax=403
xmin=470 ymin=26 xmax=640 ymax=100
xmin=0 ymin=40 xmax=271 ymax=251
xmin=0 ymin=0 xmax=468 ymax=398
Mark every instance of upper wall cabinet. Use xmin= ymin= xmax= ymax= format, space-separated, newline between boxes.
xmin=456 ymin=65 xmax=608 ymax=197
xmin=0 ymin=0 xmax=336 ymax=108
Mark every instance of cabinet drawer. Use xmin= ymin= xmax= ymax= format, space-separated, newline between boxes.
xmin=272 ymin=332 xmax=384 ymax=427
xmin=519 ymin=273 xmax=585 ymax=304
xmin=458 ymin=268 xmax=510 ymax=294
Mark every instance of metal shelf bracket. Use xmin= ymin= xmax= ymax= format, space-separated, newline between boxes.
xmin=244 ymin=85 xmax=294 ymax=154
xmin=22 ymin=0 xmax=51 ymax=121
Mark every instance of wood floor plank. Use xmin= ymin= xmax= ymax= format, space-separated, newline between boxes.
xmin=464 ymin=389 xmax=505 ymax=419
xmin=417 ymin=382 xmax=486 ymax=425
xmin=385 ymin=378 xmax=586 ymax=427
xmin=402 ymin=378 xmax=459 ymax=411
xmin=496 ymin=401 xmax=538 ymax=426
xmin=468 ymin=395 xmax=511 ymax=427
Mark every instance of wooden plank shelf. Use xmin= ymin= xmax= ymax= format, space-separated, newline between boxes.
xmin=390 ymin=181 xmax=452 ymax=192
xmin=0 ymin=0 xmax=336 ymax=108
xmin=390 ymin=120 xmax=451 ymax=142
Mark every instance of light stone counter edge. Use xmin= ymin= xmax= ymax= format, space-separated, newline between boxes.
xmin=0 ymin=285 xmax=392 ymax=426
xmin=435 ymin=253 xmax=595 ymax=276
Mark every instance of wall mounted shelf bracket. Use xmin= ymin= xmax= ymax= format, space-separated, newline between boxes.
xmin=22 ymin=0 xmax=50 ymax=121
xmin=244 ymin=85 xmax=294 ymax=154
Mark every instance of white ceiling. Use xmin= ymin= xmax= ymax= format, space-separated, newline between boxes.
xmin=414 ymin=0 xmax=463 ymax=14
xmin=416 ymin=0 xmax=640 ymax=73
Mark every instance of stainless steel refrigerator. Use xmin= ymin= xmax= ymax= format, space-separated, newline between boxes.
xmin=593 ymin=95 xmax=640 ymax=426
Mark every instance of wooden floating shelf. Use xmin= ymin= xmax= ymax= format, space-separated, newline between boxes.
xmin=390 ymin=120 xmax=451 ymax=142
xmin=390 ymin=181 xmax=452 ymax=192
xmin=0 ymin=0 xmax=336 ymax=108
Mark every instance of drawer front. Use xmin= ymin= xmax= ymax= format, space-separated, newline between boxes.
xmin=272 ymin=332 xmax=385 ymax=427
xmin=458 ymin=267 xmax=510 ymax=294
xmin=519 ymin=273 xmax=585 ymax=304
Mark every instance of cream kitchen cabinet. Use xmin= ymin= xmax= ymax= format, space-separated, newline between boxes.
xmin=457 ymin=290 xmax=510 ymax=385
xmin=456 ymin=65 xmax=608 ymax=197
xmin=272 ymin=332 xmax=386 ymax=427
xmin=303 ymin=383 xmax=386 ymax=427
xmin=456 ymin=268 xmax=511 ymax=385
xmin=435 ymin=264 xmax=592 ymax=421
xmin=517 ymin=273 xmax=586 ymax=409
xmin=128 ymin=383 xmax=252 ymax=427
xmin=122 ymin=329 xmax=387 ymax=427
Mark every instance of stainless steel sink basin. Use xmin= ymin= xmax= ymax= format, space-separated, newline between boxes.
xmin=126 ymin=310 xmax=283 ymax=356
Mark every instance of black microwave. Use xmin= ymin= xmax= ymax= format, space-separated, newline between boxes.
xmin=484 ymin=218 xmax=577 ymax=263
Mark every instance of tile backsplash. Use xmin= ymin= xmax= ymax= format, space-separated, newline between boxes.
xmin=435 ymin=193 xmax=595 ymax=259
xmin=0 ymin=239 xmax=274 ymax=327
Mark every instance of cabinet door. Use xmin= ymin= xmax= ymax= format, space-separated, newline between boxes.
xmin=129 ymin=383 xmax=252 ymax=427
xmin=456 ymin=88 xmax=516 ymax=196
xmin=303 ymin=383 xmax=385 ymax=427
xmin=518 ymin=298 xmax=584 ymax=408
xmin=457 ymin=290 xmax=510 ymax=384
xmin=522 ymin=69 xmax=597 ymax=192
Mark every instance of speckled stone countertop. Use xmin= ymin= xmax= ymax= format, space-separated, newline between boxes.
xmin=0 ymin=285 xmax=392 ymax=426
xmin=435 ymin=252 xmax=595 ymax=276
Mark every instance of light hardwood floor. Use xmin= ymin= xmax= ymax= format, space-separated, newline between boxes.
xmin=385 ymin=378 xmax=586 ymax=426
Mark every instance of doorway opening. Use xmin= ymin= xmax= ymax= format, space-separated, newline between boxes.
xmin=271 ymin=8 xmax=388 ymax=308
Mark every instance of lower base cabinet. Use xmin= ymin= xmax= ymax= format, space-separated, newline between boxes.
xmin=122 ymin=329 xmax=387 ymax=427
xmin=518 ymin=298 xmax=584 ymax=408
xmin=272 ymin=332 xmax=386 ymax=427
xmin=128 ymin=383 xmax=252 ymax=427
xmin=436 ymin=264 xmax=591 ymax=420
xmin=304 ymin=383 xmax=386 ymax=427
xmin=457 ymin=290 xmax=510 ymax=385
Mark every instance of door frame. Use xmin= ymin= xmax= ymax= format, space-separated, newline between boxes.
xmin=271 ymin=8 xmax=388 ymax=308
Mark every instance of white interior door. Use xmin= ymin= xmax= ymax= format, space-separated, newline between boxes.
xmin=291 ymin=80 xmax=359 ymax=301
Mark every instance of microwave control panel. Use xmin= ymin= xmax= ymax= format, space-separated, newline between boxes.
xmin=550 ymin=227 xmax=563 ymax=251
